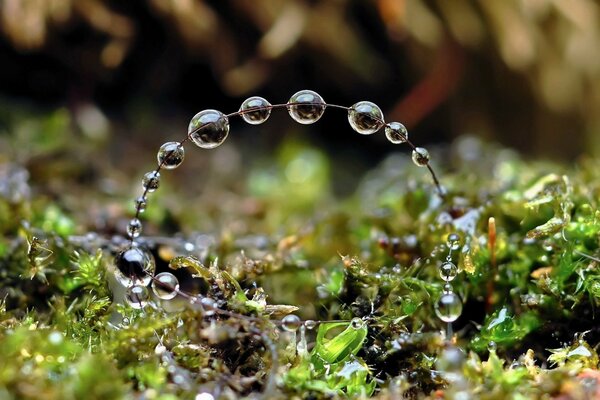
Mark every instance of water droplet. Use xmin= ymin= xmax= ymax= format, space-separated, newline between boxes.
xmin=439 ymin=262 xmax=458 ymax=282
xmin=447 ymin=233 xmax=461 ymax=251
xmin=488 ymin=341 xmax=497 ymax=352
xmin=127 ymin=218 xmax=142 ymax=239
xmin=350 ymin=317 xmax=365 ymax=330
xmin=142 ymin=171 xmax=160 ymax=192
xmin=411 ymin=147 xmax=430 ymax=167
xmin=157 ymin=142 xmax=185 ymax=169
xmin=114 ymin=246 xmax=155 ymax=287
xmin=152 ymin=272 xmax=180 ymax=300
xmin=348 ymin=101 xmax=384 ymax=135
xmin=443 ymin=283 xmax=453 ymax=293
xmin=188 ymin=109 xmax=230 ymax=149
xmin=200 ymin=297 xmax=217 ymax=316
xmin=134 ymin=196 xmax=147 ymax=213
xmin=281 ymin=314 xmax=301 ymax=332
xmin=240 ymin=96 xmax=271 ymax=125
xmin=385 ymin=122 xmax=408 ymax=144
xmin=125 ymin=285 xmax=150 ymax=309
xmin=287 ymin=90 xmax=326 ymax=124
xmin=304 ymin=320 xmax=317 ymax=330
xmin=195 ymin=393 xmax=215 ymax=400
xmin=436 ymin=346 xmax=465 ymax=372
xmin=434 ymin=292 xmax=462 ymax=323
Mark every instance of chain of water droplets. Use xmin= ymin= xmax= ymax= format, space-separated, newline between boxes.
xmin=435 ymin=233 xmax=464 ymax=340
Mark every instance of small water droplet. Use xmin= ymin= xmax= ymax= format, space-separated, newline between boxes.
xmin=488 ymin=341 xmax=497 ymax=352
xmin=446 ymin=233 xmax=461 ymax=251
xmin=200 ymin=297 xmax=217 ymax=316
xmin=142 ymin=171 xmax=160 ymax=192
xmin=114 ymin=246 xmax=155 ymax=287
xmin=152 ymin=272 xmax=180 ymax=300
xmin=350 ymin=317 xmax=365 ymax=330
xmin=443 ymin=283 xmax=453 ymax=293
xmin=281 ymin=314 xmax=301 ymax=332
xmin=125 ymin=285 xmax=150 ymax=309
xmin=127 ymin=218 xmax=142 ymax=239
xmin=134 ymin=196 xmax=147 ymax=213
xmin=304 ymin=320 xmax=317 ymax=330
xmin=385 ymin=122 xmax=408 ymax=144
xmin=348 ymin=101 xmax=384 ymax=135
xmin=439 ymin=262 xmax=458 ymax=282
xmin=240 ymin=96 xmax=271 ymax=125
xmin=287 ymin=90 xmax=326 ymax=124
xmin=434 ymin=292 xmax=462 ymax=323
xmin=411 ymin=147 xmax=430 ymax=167
xmin=157 ymin=142 xmax=185 ymax=169
xmin=188 ymin=109 xmax=230 ymax=149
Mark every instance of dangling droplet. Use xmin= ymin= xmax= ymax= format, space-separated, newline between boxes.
xmin=304 ymin=320 xmax=317 ymax=330
xmin=114 ymin=246 xmax=156 ymax=287
xmin=127 ymin=218 xmax=142 ymax=239
xmin=435 ymin=292 xmax=462 ymax=323
xmin=385 ymin=122 xmax=408 ymax=144
xmin=240 ymin=96 xmax=271 ymax=125
xmin=142 ymin=171 xmax=160 ymax=192
xmin=157 ymin=142 xmax=185 ymax=169
xmin=439 ymin=262 xmax=458 ymax=282
xmin=350 ymin=317 xmax=365 ymax=330
xmin=287 ymin=90 xmax=326 ymax=124
xmin=188 ymin=109 xmax=230 ymax=149
xmin=200 ymin=297 xmax=217 ymax=316
xmin=348 ymin=101 xmax=384 ymax=135
xmin=134 ymin=196 xmax=147 ymax=213
xmin=411 ymin=147 xmax=430 ymax=167
xmin=281 ymin=314 xmax=302 ymax=332
xmin=487 ymin=341 xmax=497 ymax=352
xmin=446 ymin=233 xmax=461 ymax=251
xmin=125 ymin=285 xmax=150 ymax=309
xmin=152 ymin=272 xmax=180 ymax=300
xmin=443 ymin=283 xmax=453 ymax=293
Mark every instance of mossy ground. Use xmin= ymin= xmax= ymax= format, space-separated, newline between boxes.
xmin=1 ymin=111 xmax=600 ymax=399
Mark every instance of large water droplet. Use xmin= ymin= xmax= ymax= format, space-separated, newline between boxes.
xmin=439 ymin=262 xmax=458 ymax=282
xmin=114 ymin=246 xmax=155 ymax=287
xmin=157 ymin=142 xmax=185 ymax=169
xmin=411 ymin=147 xmax=430 ymax=167
xmin=125 ymin=285 xmax=150 ymax=309
xmin=348 ymin=101 xmax=384 ymax=135
xmin=287 ymin=90 xmax=326 ymax=124
xmin=435 ymin=292 xmax=462 ymax=323
xmin=152 ymin=272 xmax=180 ymax=300
xmin=188 ymin=109 xmax=230 ymax=149
xmin=240 ymin=96 xmax=271 ymax=125
xmin=385 ymin=122 xmax=408 ymax=144
xmin=282 ymin=314 xmax=301 ymax=332
xmin=142 ymin=171 xmax=160 ymax=192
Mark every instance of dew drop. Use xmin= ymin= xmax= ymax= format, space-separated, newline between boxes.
xmin=443 ymin=283 xmax=453 ymax=293
xmin=157 ymin=142 xmax=185 ymax=169
xmin=127 ymin=218 xmax=142 ymax=239
xmin=287 ymin=90 xmax=326 ymax=124
xmin=114 ymin=246 xmax=155 ymax=287
xmin=439 ymin=262 xmax=458 ymax=282
xmin=281 ymin=314 xmax=302 ymax=332
xmin=125 ymin=285 xmax=150 ymax=309
xmin=151 ymin=272 xmax=180 ymax=300
xmin=348 ymin=101 xmax=384 ymax=135
xmin=304 ymin=320 xmax=317 ymax=330
xmin=434 ymin=292 xmax=462 ymax=323
xmin=188 ymin=109 xmax=230 ymax=149
xmin=350 ymin=317 xmax=365 ymax=330
xmin=134 ymin=196 xmax=147 ymax=213
xmin=200 ymin=297 xmax=217 ymax=316
xmin=488 ymin=341 xmax=497 ymax=352
xmin=385 ymin=122 xmax=408 ymax=144
xmin=142 ymin=171 xmax=160 ymax=192
xmin=240 ymin=96 xmax=271 ymax=125
xmin=411 ymin=147 xmax=430 ymax=167
xmin=446 ymin=233 xmax=461 ymax=251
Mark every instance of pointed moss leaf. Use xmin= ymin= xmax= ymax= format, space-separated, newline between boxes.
xmin=311 ymin=321 xmax=367 ymax=365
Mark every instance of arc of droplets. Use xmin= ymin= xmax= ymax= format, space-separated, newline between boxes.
xmin=435 ymin=232 xmax=464 ymax=340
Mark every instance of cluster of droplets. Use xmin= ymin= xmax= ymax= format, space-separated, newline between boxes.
xmin=434 ymin=233 xmax=464 ymax=330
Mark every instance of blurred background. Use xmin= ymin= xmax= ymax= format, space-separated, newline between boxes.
xmin=0 ymin=0 xmax=599 ymax=233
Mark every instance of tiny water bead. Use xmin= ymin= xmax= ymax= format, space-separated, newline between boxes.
xmin=446 ymin=233 xmax=461 ymax=251
xmin=304 ymin=320 xmax=317 ymax=330
xmin=152 ymin=272 xmax=180 ymax=300
xmin=127 ymin=218 xmax=142 ymax=239
xmin=157 ymin=142 xmax=185 ymax=169
xmin=411 ymin=147 xmax=430 ymax=167
xmin=439 ymin=262 xmax=458 ymax=282
xmin=125 ymin=285 xmax=150 ymax=309
xmin=142 ymin=171 xmax=160 ymax=192
xmin=348 ymin=101 xmax=384 ymax=135
xmin=239 ymin=96 xmax=271 ymax=125
xmin=385 ymin=122 xmax=408 ymax=144
xmin=434 ymin=292 xmax=463 ymax=323
xmin=281 ymin=314 xmax=302 ymax=332
xmin=134 ymin=196 xmax=147 ymax=213
xmin=188 ymin=109 xmax=230 ymax=149
xmin=443 ymin=283 xmax=453 ymax=293
xmin=350 ymin=317 xmax=365 ymax=330
xmin=287 ymin=90 xmax=326 ymax=124
xmin=114 ymin=246 xmax=156 ymax=287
